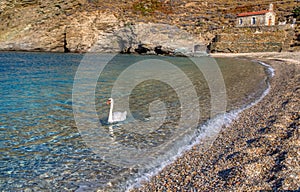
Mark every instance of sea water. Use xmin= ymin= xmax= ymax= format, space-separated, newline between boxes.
xmin=0 ymin=52 xmax=269 ymax=191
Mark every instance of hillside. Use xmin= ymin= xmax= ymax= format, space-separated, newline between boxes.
xmin=0 ymin=0 xmax=299 ymax=52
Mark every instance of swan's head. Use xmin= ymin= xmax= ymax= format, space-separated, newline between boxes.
xmin=106 ymin=98 xmax=113 ymax=105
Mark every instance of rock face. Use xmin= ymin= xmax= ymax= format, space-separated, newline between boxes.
xmin=65 ymin=11 xmax=120 ymax=53
xmin=0 ymin=0 xmax=120 ymax=53
xmin=91 ymin=23 xmax=206 ymax=54
xmin=0 ymin=0 xmax=86 ymax=52
xmin=0 ymin=0 xmax=299 ymax=53
xmin=0 ymin=2 xmax=205 ymax=53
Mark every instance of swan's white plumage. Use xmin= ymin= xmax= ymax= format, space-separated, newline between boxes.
xmin=107 ymin=98 xmax=127 ymax=123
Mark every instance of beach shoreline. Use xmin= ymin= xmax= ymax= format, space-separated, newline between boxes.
xmin=131 ymin=52 xmax=300 ymax=191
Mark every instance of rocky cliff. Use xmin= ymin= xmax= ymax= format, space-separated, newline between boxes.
xmin=0 ymin=0 xmax=299 ymax=53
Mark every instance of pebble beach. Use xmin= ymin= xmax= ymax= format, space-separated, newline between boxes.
xmin=131 ymin=52 xmax=300 ymax=191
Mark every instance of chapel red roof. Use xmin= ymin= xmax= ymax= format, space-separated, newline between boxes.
xmin=237 ymin=10 xmax=270 ymax=17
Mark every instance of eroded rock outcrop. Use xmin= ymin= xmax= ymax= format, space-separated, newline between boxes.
xmin=0 ymin=0 xmax=298 ymax=53
xmin=91 ymin=23 xmax=206 ymax=54
xmin=65 ymin=11 xmax=119 ymax=53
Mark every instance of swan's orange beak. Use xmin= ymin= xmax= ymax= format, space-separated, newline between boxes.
xmin=106 ymin=100 xmax=111 ymax=105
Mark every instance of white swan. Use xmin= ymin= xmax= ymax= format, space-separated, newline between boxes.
xmin=107 ymin=98 xmax=127 ymax=123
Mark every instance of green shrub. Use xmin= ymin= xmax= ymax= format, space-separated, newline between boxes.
xmin=132 ymin=0 xmax=172 ymax=15
xmin=292 ymin=6 xmax=300 ymax=20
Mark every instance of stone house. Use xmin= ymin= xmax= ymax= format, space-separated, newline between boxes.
xmin=237 ymin=4 xmax=276 ymax=27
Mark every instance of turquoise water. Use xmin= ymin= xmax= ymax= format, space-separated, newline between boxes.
xmin=0 ymin=52 xmax=268 ymax=191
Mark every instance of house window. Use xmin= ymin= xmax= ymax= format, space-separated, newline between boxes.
xmin=239 ymin=18 xmax=243 ymax=25
xmin=252 ymin=17 xmax=256 ymax=25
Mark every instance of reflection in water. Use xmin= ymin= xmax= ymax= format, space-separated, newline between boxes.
xmin=109 ymin=125 xmax=116 ymax=141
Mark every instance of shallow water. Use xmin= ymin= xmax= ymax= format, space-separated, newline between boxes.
xmin=0 ymin=52 xmax=268 ymax=191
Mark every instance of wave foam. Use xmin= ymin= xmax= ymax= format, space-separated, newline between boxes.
xmin=124 ymin=61 xmax=275 ymax=191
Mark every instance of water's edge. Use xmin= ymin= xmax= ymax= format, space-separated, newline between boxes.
xmin=123 ymin=60 xmax=275 ymax=191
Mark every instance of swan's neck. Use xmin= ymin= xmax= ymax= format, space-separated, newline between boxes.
xmin=108 ymin=100 xmax=113 ymax=123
